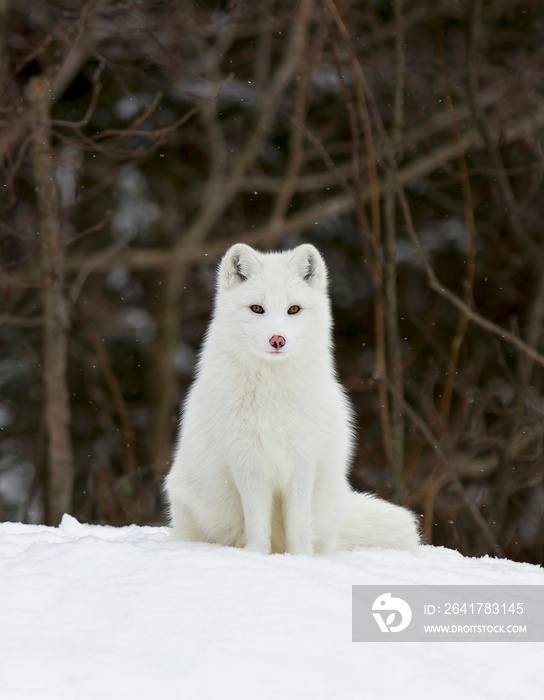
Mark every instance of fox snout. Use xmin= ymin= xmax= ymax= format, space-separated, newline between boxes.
xmin=269 ymin=335 xmax=286 ymax=350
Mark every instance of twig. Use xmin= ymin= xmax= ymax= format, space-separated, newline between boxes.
xmin=382 ymin=0 xmax=406 ymax=503
xmin=268 ymin=6 xmax=314 ymax=236
xmin=236 ymin=79 xmax=522 ymax=195
xmin=13 ymin=93 xmax=544 ymax=283
xmin=0 ymin=314 xmax=42 ymax=327
xmin=0 ymin=0 xmax=111 ymax=164
xmin=435 ymin=25 xmax=476 ymax=429
xmin=465 ymin=1 xmax=544 ymax=388
xmin=380 ymin=372 xmax=504 ymax=556
xmin=326 ymin=0 xmax=393 ymax=469
xmin=80 ymin=307 xmax=138 ymax=476
xmin=51 ymin=61 xmax=105 ymax=129
xmin=329 ymin=42 xmax=370 ymax=254
xmin=66 ymin=210 xmax=113 ymax=246
xmin=396 ymin=185 xmax=544 ymax=369
xmin=68 ymin=229 xmax=135 ymax=307
xmin=466 ymin=0 xmax=536 ymax=257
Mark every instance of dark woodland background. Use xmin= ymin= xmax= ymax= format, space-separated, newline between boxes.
xmin=1 ymin=0 xmax=544 ymax=564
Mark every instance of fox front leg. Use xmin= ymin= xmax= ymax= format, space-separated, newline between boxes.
xmin=233 ymin=468 xmax=273 ymax=554
xmin=282 ymin=463 xmax=315 ymax=555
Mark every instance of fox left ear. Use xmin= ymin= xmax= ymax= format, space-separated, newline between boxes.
xmin=289 ymin=244 xmax=328 ymax=290
xmin=219 ymin=243 xmax=262 ymax=289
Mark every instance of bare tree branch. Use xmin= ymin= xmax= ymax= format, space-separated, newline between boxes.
xmin=25 ymin=93 xmax=544 ymax=283
xmin=380 ymin=372 xmax=504 ymax=556
xmin=383 ymin=0 xmax=406 ymax=503
xmin=396 ymin=186 xmax=544 ymax=370
xmin=26 ymin=74 xmax=74 ymax=526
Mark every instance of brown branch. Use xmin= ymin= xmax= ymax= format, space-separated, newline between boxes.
xmin=0 ymin=314 xmax=42 ymax=327
xmin=465 ymin=1 xmax=544 ymax=389
xmin=435 ymin=26 xmax=477 ymax=430
xmin=11 ymin=92 xmax=544 ymax=285
xmin=26 ymin=74 xmax=74 ymax=526
xmin=329 ymin=43 xmax=370 ymax=249
xmin=466 ymin=0 xmax=536 ymax=257
xmin=80 ymin=308 xmax=138 ymax=477
xmin=415 ymin=25 xmax=480 ymax=539
xmin=380 ymin=372 xmax=504 ymax=556
xmin=68 ymin=228 xmax=135 ymax=307
xmin=0 ymin=0 xmax=111 ymax=165
xmin=290 ymin=117 xmax=352 ymax=194
xmin=268 ymin=12 xmax=317 ymax=235
xmin=51 ymin=61 xmax=105 ymax=129
xmin=192 ymin=20 xmax=238 ymax=179
xmin=382 ymin=0 xmax=406 ymax=503
xmin=396 ymin=186 xmax=544 ymax=370
xmin=522 ymin=274 xmax=544 ymax=382
xmin=66 ymin=210 xmax=113 ymax=246
xmin=183 ymin=0 xmax=314 ymax=252
xmin=0 ymin=0 xmax=8 ymax=93
xmin=236 ymin=78 xmax=522 ymax=195
xmin=326 ymin=0 xmax=393 ymax=469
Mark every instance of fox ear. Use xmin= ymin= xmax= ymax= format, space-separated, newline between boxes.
xmin=220 ymin=243 xmax=261 ymax=288
xmin=289 ymin=244 xmax=328 ymax=290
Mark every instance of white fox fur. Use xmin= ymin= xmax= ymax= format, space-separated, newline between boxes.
xmin=165 ymin=243 xmax=420 ymax=555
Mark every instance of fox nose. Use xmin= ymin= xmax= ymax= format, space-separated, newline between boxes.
xmin=269 ymin=335 xmax=286 ymax=349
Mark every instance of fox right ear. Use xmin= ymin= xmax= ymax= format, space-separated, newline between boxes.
xmin=219 ymin=243 xmax=261 ymax=288
xmin=289 ymin=244 xmax=328 ymax=291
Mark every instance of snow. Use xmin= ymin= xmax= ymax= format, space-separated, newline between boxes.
xmin=1 ymin=515 xmax=543 ymax=700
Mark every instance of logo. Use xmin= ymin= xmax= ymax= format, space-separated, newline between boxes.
xmin=372 ymin=593 xmax=412 ymax=633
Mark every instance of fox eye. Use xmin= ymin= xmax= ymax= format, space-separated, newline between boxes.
xmin=288 ymin=305 xmax=301 ymax=315
xmin=250 ymin=305 xmax=264 ymax=314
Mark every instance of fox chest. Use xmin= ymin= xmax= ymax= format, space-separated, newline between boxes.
xmin=220 ymin=378 xmax=324 ymax=482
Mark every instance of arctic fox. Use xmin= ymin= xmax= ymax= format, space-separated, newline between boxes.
xmin=165 ymin=243 xmax=420 ymax=555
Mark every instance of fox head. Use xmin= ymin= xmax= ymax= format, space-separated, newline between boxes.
xmin=212 ymin=243 xmax=333 ymax=362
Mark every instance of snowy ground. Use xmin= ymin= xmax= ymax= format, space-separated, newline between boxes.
xmin=1 ymin=516 xmax=543 ymax=700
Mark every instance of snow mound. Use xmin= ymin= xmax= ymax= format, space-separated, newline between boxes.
xmin=1 ymin=515 xmax=543 ymax=699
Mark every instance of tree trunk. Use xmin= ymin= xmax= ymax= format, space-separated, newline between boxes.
xmin=27 ymin=75 xmax=74 ymax=525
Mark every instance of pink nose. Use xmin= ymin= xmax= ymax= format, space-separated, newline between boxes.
xmin=269 ymin=335 xmax=286 ymax=350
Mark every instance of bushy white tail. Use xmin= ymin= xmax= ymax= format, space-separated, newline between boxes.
xmin=336 ymin=492 xmax=421 ymax=552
